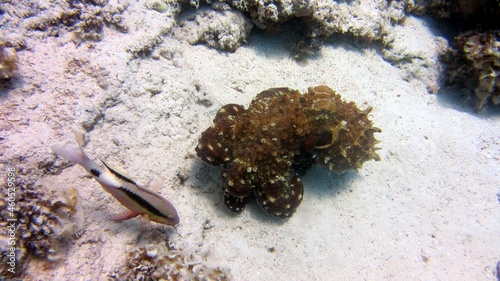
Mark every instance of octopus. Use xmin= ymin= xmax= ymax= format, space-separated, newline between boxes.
xmin=196 ymin=85 xmax=381 ymax=219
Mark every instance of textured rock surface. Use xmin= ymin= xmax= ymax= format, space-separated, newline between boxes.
xmin=381 ymin=16 xmax=449 ymax=94
xmin=176 ymin=8 xmax=253 ymax=52
xmin=305 ymin=0 xmax=404 ymax=41
xmin=178 ymin=0 xmax=407 ymax=53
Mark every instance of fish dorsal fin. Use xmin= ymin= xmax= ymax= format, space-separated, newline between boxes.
xmin=100 ymin=159 xmax=137 ymax=185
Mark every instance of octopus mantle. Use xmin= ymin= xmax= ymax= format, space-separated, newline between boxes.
xmin=196 ymin=86 xmax=381 ymax=219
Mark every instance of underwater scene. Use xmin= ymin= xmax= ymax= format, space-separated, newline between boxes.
xmin=1 ymin=0 xmax=499 ymax=280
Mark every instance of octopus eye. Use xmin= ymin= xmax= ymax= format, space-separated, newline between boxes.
xmin=304 ymin=131 xmax=334 ymax=151
xmin=314 ymin=131 xmax=334 ymax=149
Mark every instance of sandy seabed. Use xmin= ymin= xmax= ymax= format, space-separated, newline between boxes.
xmin=1 ymin=0 xmax=499 ymax=280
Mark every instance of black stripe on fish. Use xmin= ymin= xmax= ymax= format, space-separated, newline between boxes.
xmin=90 ymin=169 xmax=101 ymax=177
xmin=100 ymin=160 xmax=137 ymax=185
xmin=117 ymin=187 xmax=169 ymax=219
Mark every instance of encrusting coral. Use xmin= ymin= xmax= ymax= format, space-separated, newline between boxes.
xmin=196 ymin=86 xmax=381 ymax=219
xmin=0 ymin=180 xmax=77 ymax=278
xmin=176 ymin=8 xmax=253 ymax=52
xmin=0 ymin=45 xmax=19 ymax=79
xmin=109 ymin=241 xmax=232 ymax=280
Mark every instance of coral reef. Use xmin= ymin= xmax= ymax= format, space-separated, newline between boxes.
xmin=446 ymin=30 xmax=500 ymax=110
xmin=404 ymin=0 xmax=500 ymax=28
xmin=403 ymin=0 xmax=499 ymax=110
xmin=176 ymin=8 xmax=253 ymax=52
xmin=109 ymin=241 xmax=232 ymax=280
xmin=243 ymin=0 xmax=314 ymax=30
xmin=2 ymin=0 xmax=129 ymax=41
xmin=0 ymin=179 xmax=78 ymax=278
xmin=177 ymin=0 xmax=406 ymax=54
xmin=305 ymin=1 xmax=402 ymax=42
xmin=196 ymin=86 xmax=381 ymax=218
xmin=0 ymin=45 xmax=19 ymax=79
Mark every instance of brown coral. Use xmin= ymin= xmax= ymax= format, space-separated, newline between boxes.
xmin=405 ymin=0 xmax=500 ymax=27
xmin=0 ymin=46 xmax=19 ymax=79
xmin=448 ymin=30 xmax=500 ymax=110
xmin=109 ymin=241 xmax=232 ymax=280
xmin=0 ymin=179 xmax=77 ymax=278
xmin=196 ymin=86 xmax=381 ymax=219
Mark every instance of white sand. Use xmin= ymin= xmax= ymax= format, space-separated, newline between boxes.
xmin=1 ymin=1 xmax=499 ymax=280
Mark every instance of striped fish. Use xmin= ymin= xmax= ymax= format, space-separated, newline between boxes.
xmin=51 ymin=132 xmax=179 ymax=226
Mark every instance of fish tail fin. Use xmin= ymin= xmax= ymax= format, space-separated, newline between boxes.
xmin=51 ymin=131 xmax=92 ymax=166
xmin=74 ymin=130 xmax=85 ymax=148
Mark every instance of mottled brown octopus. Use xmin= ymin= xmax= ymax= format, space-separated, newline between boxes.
xmin=196 ymin=86 xmax=381 ymax=219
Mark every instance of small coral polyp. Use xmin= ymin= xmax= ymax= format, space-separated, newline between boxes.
xmin=196 ymin=86 xmax=381 ymax=219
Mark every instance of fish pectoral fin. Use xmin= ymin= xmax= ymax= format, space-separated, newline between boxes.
xmin=110 ymin=210 xmax=140 ymax=221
